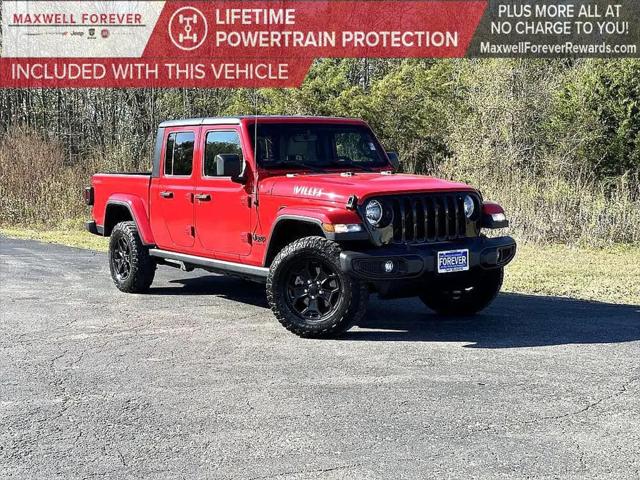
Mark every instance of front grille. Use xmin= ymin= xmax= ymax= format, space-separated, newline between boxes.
xmin=388 ymin=193 xmax=477 ymax=244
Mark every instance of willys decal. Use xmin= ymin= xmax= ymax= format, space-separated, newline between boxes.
xmin=293 ymin=186 xmax=323 ymax=197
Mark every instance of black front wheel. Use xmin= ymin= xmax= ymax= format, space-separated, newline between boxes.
xmin=420 ymin=268 xmax=504 ymax=316
xmin=109 ymin=221 xmax=156 ymax=293
xmin=267 ymin=236 xmax=368 ymax=338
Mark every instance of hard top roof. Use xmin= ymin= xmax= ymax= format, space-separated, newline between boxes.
xmin=158 ymin=115 xmax=367 ymax=128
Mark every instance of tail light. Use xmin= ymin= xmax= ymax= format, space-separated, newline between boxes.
xmin=83 ymin=186 xmax=94 ymax=206
xmin=481 ymin=201 xmax=508 ymax=228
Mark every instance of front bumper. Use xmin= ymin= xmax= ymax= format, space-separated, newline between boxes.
xmin=340 ymin=236 xmax=516 ymax=280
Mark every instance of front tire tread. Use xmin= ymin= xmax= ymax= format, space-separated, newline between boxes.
xmin=266 ymin=236 xmax=367 ymax=338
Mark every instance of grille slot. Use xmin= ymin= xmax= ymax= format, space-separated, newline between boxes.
xmin=388 ymin=193 xmax=475 ymax=244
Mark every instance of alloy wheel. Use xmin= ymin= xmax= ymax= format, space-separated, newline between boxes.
xmin=111 ymin=236 xmax=132 ymax=281
xmin=285 ymin=258 xmax=342 ymax=322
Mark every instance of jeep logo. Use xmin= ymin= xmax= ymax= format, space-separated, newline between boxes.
xmin=294 ymin=186 xmax=323 ymax=197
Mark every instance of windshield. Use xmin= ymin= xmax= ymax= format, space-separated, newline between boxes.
xmin=249 ymin=123 xmax=389 ymax=170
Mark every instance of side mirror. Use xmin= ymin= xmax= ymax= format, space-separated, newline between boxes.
xmin=231 ymin=170 xmax=247 ymax=184
xmin=386 ymin=151 xmax=400 ymax=171
xmin=215 ymin=154 xmax=246 ymax=184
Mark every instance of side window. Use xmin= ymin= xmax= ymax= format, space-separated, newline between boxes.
xmin=204 ymin=131 xmax=243 ymax=177
xmin=164 ymin=131 xmax=194 ymax=176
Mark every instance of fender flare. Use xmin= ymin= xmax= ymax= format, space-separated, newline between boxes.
xmin=263 ymin=206 xmax=366 ymax=265
xmin=273 ymin=206 xmax=363 ymax=227
xmin=104 ymin=194 xmax=155 ymax=245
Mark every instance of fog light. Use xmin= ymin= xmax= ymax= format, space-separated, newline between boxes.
xmin=384 ymin=260 xmax=395 ymax=273
xmin=491 ymin=213 xmax=507 ymax=223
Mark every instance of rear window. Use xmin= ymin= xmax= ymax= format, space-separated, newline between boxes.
xmin=164 ymin=132 xmax=194 ymax=176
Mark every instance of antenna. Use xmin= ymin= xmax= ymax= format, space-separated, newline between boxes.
xmin=253 ymin=90 xmax=260 ymax=207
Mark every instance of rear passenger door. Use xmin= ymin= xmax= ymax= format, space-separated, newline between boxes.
xmin=149 ymin=127 xmax=197 ymax=249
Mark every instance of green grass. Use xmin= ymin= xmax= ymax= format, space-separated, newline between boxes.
xmin=503 ymin=244 xmax=639 ymax=305
xmin=1 ymin=227 xmax=108 ymax=252
xmin=2 ymin=227 xmax=638 ymax=305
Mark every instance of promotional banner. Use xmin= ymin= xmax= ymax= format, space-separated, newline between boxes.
xmin=1 ymin=0 xmax=639 ymax=87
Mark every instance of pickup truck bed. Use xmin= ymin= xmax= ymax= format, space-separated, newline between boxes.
xmin=91 ymin=173 xmax=151 ymax=236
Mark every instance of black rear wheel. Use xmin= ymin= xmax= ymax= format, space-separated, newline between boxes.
xmin=111 ymin=235 xmax=133 ymax=282
xmin=109 ymin=221 xmax=156 ymax=293
xmin=267 ymin=236 xmax=368 ymax=338
xmin=420 ymin=268 xmax=504 ymax=316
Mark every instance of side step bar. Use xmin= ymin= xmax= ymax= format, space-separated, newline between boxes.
xmin=149 ymin=249 xmax=269 ymax=280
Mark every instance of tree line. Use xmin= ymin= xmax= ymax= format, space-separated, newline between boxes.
xmin=0 ymin=58 xmax=638 ymax=244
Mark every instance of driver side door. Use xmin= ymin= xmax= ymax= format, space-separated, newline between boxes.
xmin=194 ymin=128 xmax=252 ymax=258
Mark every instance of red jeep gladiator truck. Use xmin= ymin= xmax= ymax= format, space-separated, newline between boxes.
xmin=85 ymin=116 xmax=516 ymax=337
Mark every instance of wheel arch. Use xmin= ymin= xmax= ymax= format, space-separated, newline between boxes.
xmin=263 ymin=216 xmax=326 ymax=267
xmin=104 ymin=202 xmax=132 ymax=236
xmin=103 ymin=195 xmax=154 ymax=245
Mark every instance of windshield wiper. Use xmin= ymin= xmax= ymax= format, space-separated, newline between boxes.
xmin=265 ymin=159 xmax=376 ymax=173
xmin=332 ymin=161 xmax=374 ymax=172
xmin=268 ymin=160 xmax=323 ymax=172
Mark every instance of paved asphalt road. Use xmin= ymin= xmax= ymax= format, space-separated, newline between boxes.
xmin=1 ymin=237 xmax=639 ymax=479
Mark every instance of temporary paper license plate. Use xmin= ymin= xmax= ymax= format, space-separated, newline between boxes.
xmin=437 ymin=249 xmax=469 ymax=273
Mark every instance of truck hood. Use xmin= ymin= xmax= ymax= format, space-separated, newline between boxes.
xmin=261 ymin=172 xmax=475 ymax=204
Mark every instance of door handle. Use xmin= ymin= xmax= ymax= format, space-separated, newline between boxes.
xmin=160 ymin=191 xmax=174 ymax=199
xmin=195 ymin=194 xmax=211 ymax=202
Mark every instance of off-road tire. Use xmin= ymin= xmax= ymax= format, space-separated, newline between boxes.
xmin=420 ymin=267 xmax=504 ymax=316
xmin=109 ymin=221 xmax=156 ymax=293
xmin=266 ymin=236 xmax=368 ymax=338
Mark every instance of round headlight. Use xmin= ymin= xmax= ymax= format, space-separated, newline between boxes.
xmin=365 ymin=200 xmax=384 ymax=226
xmin=463 ymin=195 xmax=475 ymax=218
